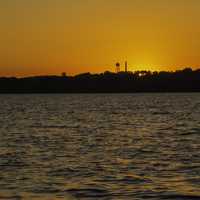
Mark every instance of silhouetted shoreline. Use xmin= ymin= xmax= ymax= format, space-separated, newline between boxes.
xmin=1 ymin=68 xmax=200 ymax=93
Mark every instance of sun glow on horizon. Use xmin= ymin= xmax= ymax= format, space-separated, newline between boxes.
xmin=1 ymin=0 xmax=200 ymax=76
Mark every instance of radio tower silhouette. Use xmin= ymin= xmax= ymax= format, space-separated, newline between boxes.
xmin=125 ymin=61 xmax=128 ymax=72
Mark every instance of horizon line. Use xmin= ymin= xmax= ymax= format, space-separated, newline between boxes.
xmin=0 ymin=67 xmax=199 ymax=79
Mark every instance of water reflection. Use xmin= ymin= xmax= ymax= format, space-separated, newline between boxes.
xmin=0 ymin=94 xmax=200 ymax=199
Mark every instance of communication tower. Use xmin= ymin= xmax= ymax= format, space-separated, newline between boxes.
xmin=125 ymin=61 xmax=128 ymax=72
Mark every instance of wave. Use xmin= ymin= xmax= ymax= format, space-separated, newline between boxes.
xmin=66 ymin=188 xmax=110 ymax=198
xmin=161 ymin=194 xmax=200 ymax=200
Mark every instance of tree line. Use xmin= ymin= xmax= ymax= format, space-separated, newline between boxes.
xmin=0 ymin=68 xmax=200 ymax=93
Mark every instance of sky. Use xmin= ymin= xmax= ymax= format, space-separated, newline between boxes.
xmin=1 ymin=0 xmax=200 ymax=76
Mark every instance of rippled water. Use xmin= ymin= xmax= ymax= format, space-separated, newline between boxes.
xmin=0 ymin=93 xmax=200 ymax=200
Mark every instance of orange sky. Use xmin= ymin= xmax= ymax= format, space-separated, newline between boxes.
xmin=1 ymin=0 xmax=200 ymax=77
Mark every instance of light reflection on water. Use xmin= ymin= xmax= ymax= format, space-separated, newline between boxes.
xmin=0 ymin=93 xmax=200 ymax=200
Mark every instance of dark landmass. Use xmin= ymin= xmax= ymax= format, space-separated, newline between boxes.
xmin=1 ymin=68 xmax=200 ymax=93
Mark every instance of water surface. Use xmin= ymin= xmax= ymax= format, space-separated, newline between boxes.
xmin=0 ymin=93 xmax=200 ymax=199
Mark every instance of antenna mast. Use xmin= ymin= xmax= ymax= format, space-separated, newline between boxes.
xmin=125 ymin=61 xmax=128 ymax=72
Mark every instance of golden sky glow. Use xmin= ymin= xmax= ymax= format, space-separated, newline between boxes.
xmin=1 ymin=0 xmax=200 ymax=76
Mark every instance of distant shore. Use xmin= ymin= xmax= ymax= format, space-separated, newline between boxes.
xmin=1 ymin=68 xmax=200 ymax=93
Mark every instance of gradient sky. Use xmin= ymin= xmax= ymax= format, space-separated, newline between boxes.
xmin=1 ymin=0 xmax=200 ymax=76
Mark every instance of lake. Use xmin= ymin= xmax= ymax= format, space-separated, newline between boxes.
xmin=0 ymin=93 xmax=200 ymax=200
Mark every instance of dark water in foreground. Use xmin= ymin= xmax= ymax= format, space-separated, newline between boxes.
xmin=0 ymin=94 xmax=200 ymax=200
